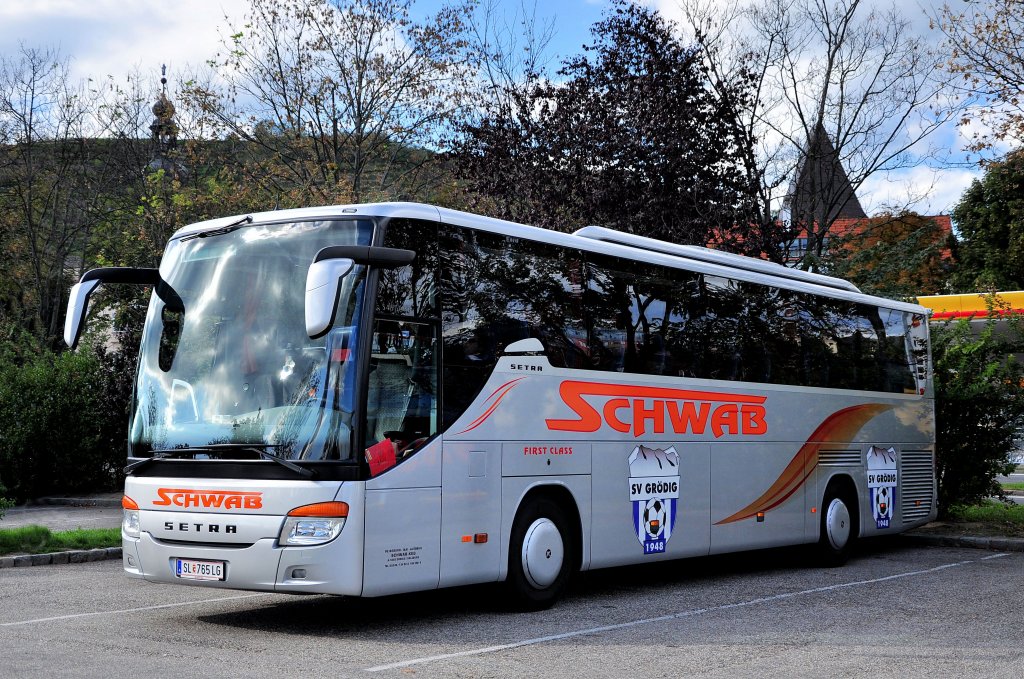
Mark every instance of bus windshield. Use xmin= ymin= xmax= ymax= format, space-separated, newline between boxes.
xmin=129 ymin=218 xmax=374 ymax=461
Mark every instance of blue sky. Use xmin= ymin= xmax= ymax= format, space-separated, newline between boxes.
xmin=0 ymin=0 xmax=1000 ymax=216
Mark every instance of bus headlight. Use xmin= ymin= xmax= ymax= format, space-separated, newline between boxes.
xmin=279 ymin=501 xmax=349 ymax=546
xmin=122 ymin=495 xmax=141 ymax=539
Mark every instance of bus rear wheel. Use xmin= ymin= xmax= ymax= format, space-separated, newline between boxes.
xmin=817 ymin=488 xmax=857 ymax=567
xmin=507 ymin=497 xmax=574 ymax=610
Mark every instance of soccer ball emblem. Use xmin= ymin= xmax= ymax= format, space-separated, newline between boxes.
xmin=875 ymin=486 xmax=889 ymax=516
xmin=643 ymin=498 xmax=667 ymax=538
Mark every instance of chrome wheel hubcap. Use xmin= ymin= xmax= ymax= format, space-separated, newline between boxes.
xmin=521 ymin=518 xmax=564 ymax=589
xmin=825 ymin=498 xmax=851 ymax=550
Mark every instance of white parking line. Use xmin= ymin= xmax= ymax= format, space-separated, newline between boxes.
xmin=364 ymin=553 xmax=1011 ymax=673
xmin=0 ymin=593 xmax=273 ymax=627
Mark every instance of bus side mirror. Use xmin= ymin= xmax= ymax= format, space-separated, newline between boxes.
xmin=306 ymin=257 xmax=355 ymax=339
xmin=64 ymin=267 xmax=159 ymax=349
xmin=306 ymin=246 xmax=415 ymax=339
xmin=65 ymin=279 xmax=101 ymax=349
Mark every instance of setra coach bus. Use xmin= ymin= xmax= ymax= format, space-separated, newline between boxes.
xmin=65 ymin=203 xmax=937 ymax=608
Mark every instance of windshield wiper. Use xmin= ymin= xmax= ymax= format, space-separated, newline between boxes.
xmin=201 ymin=443 xmax=316 ymax=479
xmin=124 ymin=449 xmax=203 ymax=474
xmin=181 ymin=215 xmax=253 ymax=242
xmin=124 ymin=443 xmax=316 ymax=479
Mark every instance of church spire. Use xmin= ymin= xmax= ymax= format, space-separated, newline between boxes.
xmin=147 ymin=64 xmax=184 ymax=177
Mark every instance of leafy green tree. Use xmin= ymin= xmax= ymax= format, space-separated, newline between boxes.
xmin=188 ymin=0 xmax=474 ymax=205
xmin=825 ymin=213 xmax=953 ymax=298
xmin=932 ymin=310 xmax=1024 ymax=511
xmin=950 ymin=150 xmax=1024 ymax=292
xmin=451 ymin=0 xmax=760 ymax=250
xmin=0 ymin=49 xmax=163 ymax=353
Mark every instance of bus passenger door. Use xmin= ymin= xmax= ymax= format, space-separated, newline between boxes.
xmin=439 ymin=442 xmax=502 ymax=587
xmin=361 ymin=320 xmax=443 ymax=597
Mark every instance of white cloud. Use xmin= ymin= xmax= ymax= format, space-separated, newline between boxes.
xmin=859 ymin=165 xmax=981 ymax=216
xmin=0 ymin=0 xmax=250 ymax=86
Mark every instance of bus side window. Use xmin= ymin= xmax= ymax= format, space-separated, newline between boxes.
xmin=439 ymin=227 xmax=590 ymax=428
xmin=701 ymin=276 xmax=744 ymax=381
xmin=365 ymin=320 xmax=438 ymax=471
xmin=370 ymin=218 xmax=442 ymax=472
xmin=797 ymin=294 xmax=836 ymax=388
xmin=378 ymin=219 xmax=439 ymax=319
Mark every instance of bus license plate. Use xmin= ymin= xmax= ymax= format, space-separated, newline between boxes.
xmin=175 ymin=558 xmax=225 ymax=581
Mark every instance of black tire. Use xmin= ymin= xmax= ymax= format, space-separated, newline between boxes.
xmin=506 ymin=496 xmax=575 ymax=610
xmin=816 ymin=485 xmax=858 ymax=567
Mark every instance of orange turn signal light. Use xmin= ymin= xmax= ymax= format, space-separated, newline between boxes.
xmin=474 ymin=533 xmax=488 ymax=544
xmin=122 ymin=495 xmax=139 ymax=510
xmin=287 ymin=501 xmax=349 ymax=517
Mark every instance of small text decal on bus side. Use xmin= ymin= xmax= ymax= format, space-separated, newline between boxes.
xmin=546 ymin=381 xmax=768 ymax=438
xmin=628 ymin=445 xmax=680 ymax=554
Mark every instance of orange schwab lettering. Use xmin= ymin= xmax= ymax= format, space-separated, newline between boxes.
xmin=152 ymin=488 xmax=263 ymax=510
xmin=545 ymin=381 xmax=768 ymax=438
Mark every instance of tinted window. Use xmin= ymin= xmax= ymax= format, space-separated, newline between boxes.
xmin=438 ymin=227 xmax=589 ymax=428
xmin=436 ymin=224 xmax=920 ymax=431
xmin=379 ymin=218 xmax=439 ymax=319
xmin=876 ymin=307 xmax=918 ymax=393
xmin=583 ymin=254 xmax=701 ymax=377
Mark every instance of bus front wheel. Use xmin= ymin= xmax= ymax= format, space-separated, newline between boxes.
xmin=816 ymin=487 xmax=857 ymax=567
xmin=506 ymin=497 xmax=573 ymax=610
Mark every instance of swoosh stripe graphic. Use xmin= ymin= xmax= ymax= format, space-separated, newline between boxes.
xmin=455 ymin=377 xmax=527 ymax=435
xmin=715 ymin=403 xmax=892 ymax=525
xmin=483 ymin=377 xmax=527 ymax=403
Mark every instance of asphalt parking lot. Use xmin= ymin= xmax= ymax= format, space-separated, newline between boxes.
xmin=1 ymin=539 xmax=1021 ymax=678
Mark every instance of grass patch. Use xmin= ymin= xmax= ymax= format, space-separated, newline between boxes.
xmin=0 ymin=526 xmax=121 ymax=555
xmin=1001 ymin=482 xmax=1024 ymax=491
xmin=943 ymin=500 xmax=1024 ymax=537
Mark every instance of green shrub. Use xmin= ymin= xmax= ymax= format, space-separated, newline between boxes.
xmin=0 ymin=484 xmax=12 ymax=520
xmin=933 ymin=311 xmax=1024 ymax=512
xmin=0 ymin=317 xmax=43 ymax=368
xmin=0 ymin=348 xmax=129 ymax=502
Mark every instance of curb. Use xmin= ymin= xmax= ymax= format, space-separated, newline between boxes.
xmin=904 ymin=533 xmax=1024 ymax=552
xmin=31 ymin=496 xmax=122 ymax=508
xmin=0 ymin=547 xmax=122 ymax=569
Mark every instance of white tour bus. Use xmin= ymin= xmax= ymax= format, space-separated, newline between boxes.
xmin=65 ymin=203 xmax=936 ymax=608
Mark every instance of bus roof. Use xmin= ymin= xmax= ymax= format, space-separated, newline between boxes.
xmin=170 ymin=202 xmax=927 ymax=315
xmin=572 ymin=225 xmax=861 ymax=294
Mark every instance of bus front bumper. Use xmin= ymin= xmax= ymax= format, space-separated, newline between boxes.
xmin=123 ymin=529 xmax=364 ymax=596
